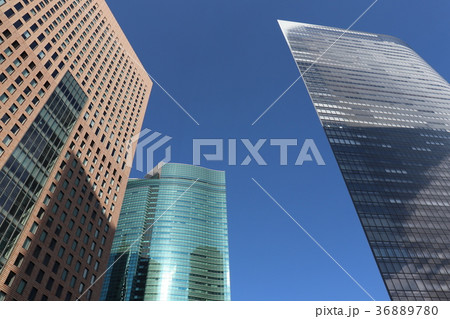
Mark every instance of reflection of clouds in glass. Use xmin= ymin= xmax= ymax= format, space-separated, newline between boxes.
xmin=280 ymin=20 xmax=450 ymax=300
xmin=101 ymin=163 xmax=230 ymax=300
xmin=160 ymin=265 xmax=177 ymax=301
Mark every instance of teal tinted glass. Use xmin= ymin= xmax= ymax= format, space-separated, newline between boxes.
xmin=101 ymin=163 xmax=230 ymax=301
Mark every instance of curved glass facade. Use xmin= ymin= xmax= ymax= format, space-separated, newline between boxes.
xmin=101 ymin=163 xmax=230 ymax=301
xmin=280 ymin=21 xmax=450 ymax=300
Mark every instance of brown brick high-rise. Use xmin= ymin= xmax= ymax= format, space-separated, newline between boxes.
xmin=0 ymin=0 xmax=152 ymax=300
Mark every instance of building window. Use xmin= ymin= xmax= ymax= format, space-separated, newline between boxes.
xmin=39 ymin=231 xmax=48 ymax=242
xmin=82 ymin=268 xmax=88 ymax=279
xmin=15 ymin=76 xmax=23 ymax=85
xmin=5 ymin=65 xmax=14 ymax=74
xmin=43 ymin=254 xmax=51 ymax=267
xmin=2 ymin=134 xmax=12 ymax=146
xmin=1 ymin=113 xmax=11 ymax=124
xmin=4 ymin=47 xmax=13 ymax=56
xmin=25 ymin=262 xmax=35 ymax=276
xmin=0 ymin=93 xmax=8 ymax=104
xmin=27 ymin=287 xmax=38 ymax=301
xmin=20 ymin=96 xmax=31 ymax=109
xmin=22 ymin=237 xmax=32 ymax=250
xmin=55 ymin=285 xmax=63 ymax=298
xmin=7 ymin=84 xmax=16 ymax=93
xmin=32 ymin=245 xmax=42 ymax=258
xmin=78 ymin=282 xmax=85 ymax=294
xmin=79 ymin=247 xmax=85 ymax=258
xmin=43 ymin=195 xmax=50 ymax=206
xmin=14 ymin=253 xmax=24 ymax=267
xmin=16 ymin=280 xmax=27 ymax=295
xmin=58 ymin=246 xmax=65 ymax=258
xmin=49 ymin=238 xmax=56 ymax=251
xmin=18 ymin=114 xmax=27 ymax=124
xmin=52 ymin=261 xmax=60 ymax=274
xmin=61 ymin=269 xmax=68 ymax=282
xmin=22 ymin=31 xmax=31 ymax=40
xmin=86 ymin=289 xmax=92 ymax=301
xmin=70 ymin=276 xmax=76 ymax=288
xmin=4 ymin=271 xmax=16 ymax=287
xmin=16 ymin=94 xmax=25 ymax=104
xmin=30 ymin=222 xmax=39 ymax=234
xmin=45 ymin=277 xmax=54 ymax=291
xmin=11 ymin=124 xmax=20 ymax=135
xmin=36 ymin=270 xmax=45 ymax=284
xmin=66 ymin=254 xmax=73 ymax=265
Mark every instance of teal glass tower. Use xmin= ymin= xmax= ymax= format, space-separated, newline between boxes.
xmin=101 ymin=163 xmax=230 ymax=301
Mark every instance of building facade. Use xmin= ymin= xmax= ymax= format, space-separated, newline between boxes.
xmin=280 ymin=21 xmax=450 ymax=300
xmin=0 ymin=0 xmax=152 ymax=300
xmin=101 ymin=163 xmax=231 ymax=301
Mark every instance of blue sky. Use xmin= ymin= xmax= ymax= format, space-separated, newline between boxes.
xmin=106 ymin=0 xmax=450 ymax=300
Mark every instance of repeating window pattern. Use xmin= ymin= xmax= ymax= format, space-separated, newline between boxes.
xmin=280 ymin=21 xmax=450 ymax=301
xmin=0 ymin=72 xmax=86 ymax=265
xmin=100 ymin=163 xmax=231 ymax=301
xmin=0 ymin=0 xmax=151 ymax=301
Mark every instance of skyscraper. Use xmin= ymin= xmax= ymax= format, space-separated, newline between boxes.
xmin=101 ymin=163 xmax=231 ymax=301
xmin=0 ymin=0 xmax=152 ymax=300
xmin=279 ymin=20 xmax=450 ymax=300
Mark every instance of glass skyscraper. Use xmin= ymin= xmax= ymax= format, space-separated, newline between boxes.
xmin=280 ymin=21 xmax=450 ymax=300
xmin=101 ymin=163 xmax=231 ymax=301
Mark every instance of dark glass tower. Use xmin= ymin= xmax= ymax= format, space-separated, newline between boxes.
xmin=101 ymin=163 xmax=231 ymax=301
xmin=280 ymin=20 xmax=450 ymax=300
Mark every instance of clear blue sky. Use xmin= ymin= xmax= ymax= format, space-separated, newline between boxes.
xmin=106 ymin=0 xmax=450 ymax=300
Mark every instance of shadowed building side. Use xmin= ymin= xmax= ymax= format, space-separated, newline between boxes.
xmin=188 ymin=246 xmax=226 ymax=301
xmin=101 ymin=178 xmax=157 ymax=301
